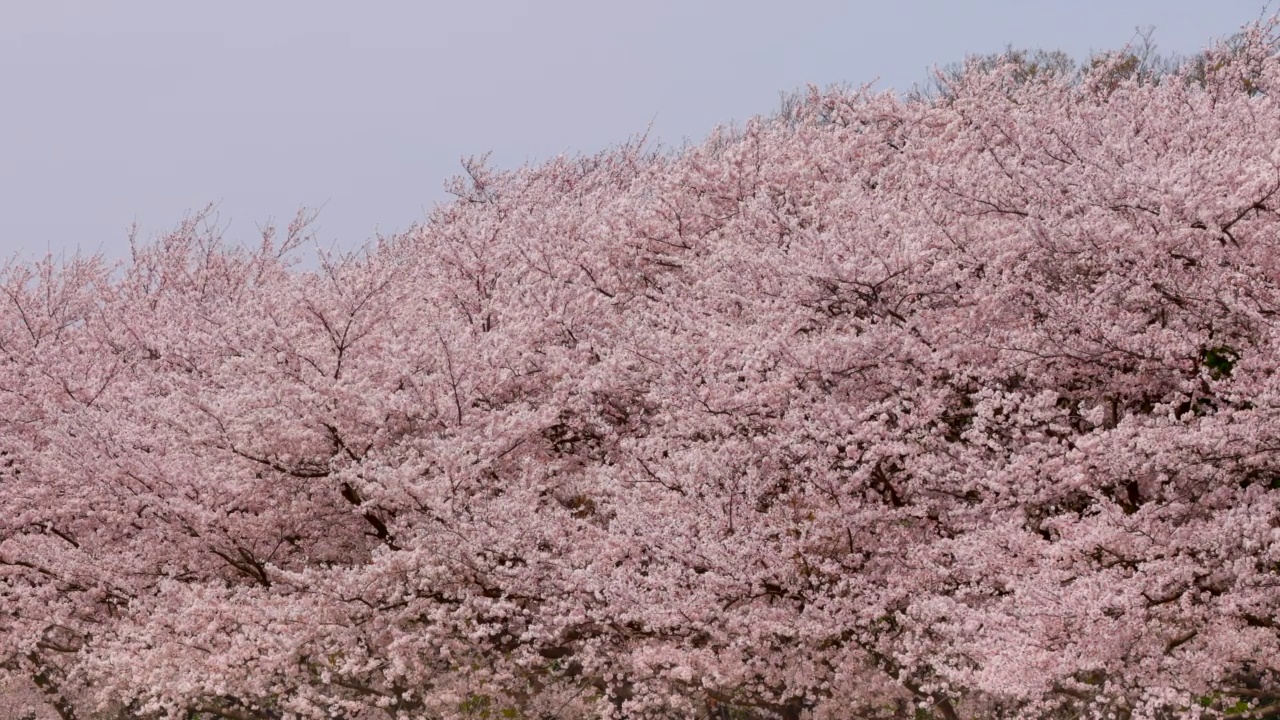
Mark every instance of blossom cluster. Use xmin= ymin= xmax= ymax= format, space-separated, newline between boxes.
xmin=3 ymin=20 xmax=1280 ymax=720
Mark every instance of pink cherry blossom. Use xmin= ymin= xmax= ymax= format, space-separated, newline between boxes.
xmin=3 ymin=19 xmax=1280 ymax=720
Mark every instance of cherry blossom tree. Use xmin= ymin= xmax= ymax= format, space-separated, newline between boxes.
xmin=3 ymin=18 xmax=1280 ymax=720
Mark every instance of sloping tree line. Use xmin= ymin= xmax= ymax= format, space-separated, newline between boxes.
xmin=3 ymin=18 xmax=1280 ymax=720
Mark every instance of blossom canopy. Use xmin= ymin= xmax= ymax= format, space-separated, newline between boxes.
xmin=3 ymin=19 xmax=1280 ymax=720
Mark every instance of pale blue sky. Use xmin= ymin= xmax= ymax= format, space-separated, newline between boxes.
xmin=0 ymin=1 xmax=1265 ymax=261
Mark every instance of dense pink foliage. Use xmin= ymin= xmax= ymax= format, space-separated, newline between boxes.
xmin=4 ymin=23 xmax=1280 ymax=720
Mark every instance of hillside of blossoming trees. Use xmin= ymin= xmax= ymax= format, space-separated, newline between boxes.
xmin=4 ymin=20 xmax=1280 ymax=720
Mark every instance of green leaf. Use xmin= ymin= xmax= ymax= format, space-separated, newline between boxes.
xmin=1226 ymin=699 xmax=1252 ymax=715
xmin=459 ymin=693 xmax=493 ymax=717
xmin=1202 ymin=345 xmax=1239 ymax=379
